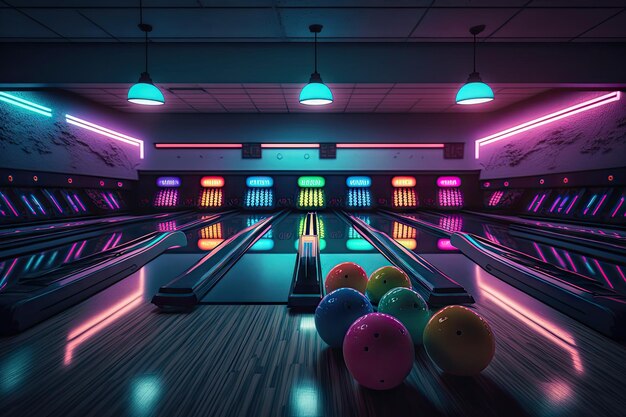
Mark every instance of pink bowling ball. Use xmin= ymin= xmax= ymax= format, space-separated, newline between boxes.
xmin=343 ymin=313 xmax=414 ymax=390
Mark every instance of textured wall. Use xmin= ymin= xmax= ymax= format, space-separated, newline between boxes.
xmin=478 ymin=91 xmax=626 ymax=179
xmin=0 ymin=91 xmax=140 ymax=179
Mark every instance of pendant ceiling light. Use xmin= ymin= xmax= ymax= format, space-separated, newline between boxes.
xmin=299 ymin=24 xmax=333 ymax=106
xmin=456 ymin=25 xmax=494 ymax=105
xmin=127 ymin=0 xmax=164 ymax=106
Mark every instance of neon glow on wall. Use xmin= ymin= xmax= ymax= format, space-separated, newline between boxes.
xmin=0 ymin=92 xmax=52 ymax=117
xmin=475 ymin=91 xmax=621 ymax=158
xmin=65 ymin=114 xmax=145 ymax=159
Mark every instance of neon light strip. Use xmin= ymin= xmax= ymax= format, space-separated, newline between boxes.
xmin=0 ymin=192 xmax=19 ymax=217
xmin=63 ymin=242 xmax=78 ymax=264
xmin=611 ymin=197 xmax=624 ymax=218
xmin=336 ymin=143 xmax=444 ymax=149
xmin=101 ymin=192 xmax=115 ymax=210
xmin=64 ymin=192 xmax=79 ymax=213
xmin=475 ymin=91 xmax=621 ymax=158
xmin=551 ymin=247 xmax=566 ymax=269
xmin=154 ymin=143 xmax=445 ymax=149
xmin=66 ymin=114 xmax=144 ymax=159
xmin=549 ymin=196 xmax=561 ymax=213
xmin=261 ymin=143 xmax=320 ymax=148
xmin=558 ymin=196 xmax=569 ymax=213
xmin=111 ymin=233 xmax=123 ymax=248
xmin=528 ymin=194 xmax=539 ymax=211
xmin=21 ymin=195 xmax=37 ymax=215
xmin=581 ymin=256 xmax=594 ymax=275
xmin=32 ymin=253 xmax=45 ymax=271
xmin=74 ymin=240 xmax=87 ymax=259
xmin=583 ymin=195 xmax=597 ymax=215
xmin=533 ymin=194 xmax=546 ymax=213
xmin=616 ymin=266 xmax=626 ymax=283
xmin=108 ymin=193 xmax=120 ymax=209
xmin=593 ymin=259 xmax=613 ymax=289
xmin=0 ymin=258 xmax=18 ymax=292
xmin=44 ymin=190 xmax=63 ymax=214
xmin=563 ymin=251 xmax=578 ymax=273
xmin=73 ymin=194 xmax=86 ymax=212
xmin=591 ymin=194 xmax=607 ymax=216
xmin=155 ymin=143 xmax=242 ymax=148
xmin=0 ymin=92 xmax=52 ymax=117
xmin=30 ymin=195 xmax=46 ymax=215
xmin=565 ymin=195 xmax=579 ymax=215
xmin=101 ymin=233 xmax=117 ymax=252
xmin=533 ymin=242 xmax=548 ymax=263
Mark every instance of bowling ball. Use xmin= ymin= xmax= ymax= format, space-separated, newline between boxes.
xmin=325 ymin=262 xmax=368 ymax=295
xmin=366 ymin=266 xmax=411 ymax=304
xmin=343 ymin=313 xmax=414 ymax=390
xmin=315 ymin=288 xmax=374 ymax=348
xmin=423 ymin=305 xmax=495 ymax=376
xmin=378 ymin=287 xmax=430 ymax=345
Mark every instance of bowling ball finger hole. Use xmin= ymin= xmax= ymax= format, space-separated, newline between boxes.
xmin=374 ymin=333 xmax=380 ymax=338
xmin=344 ymin=275 xmax=348 ymax=278
xmin=383 ymin=280 xmax=387 ymax=284
xmin=456 ymin=330 xmax=462 ymax=336
xmin=364 ymin=346 xmax=369 ymax=352
xmin=379 ymin=380 xmax=385 ymax=384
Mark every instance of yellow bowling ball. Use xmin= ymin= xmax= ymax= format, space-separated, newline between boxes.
xmin=423 ymin=305 xmax=495 ymax=376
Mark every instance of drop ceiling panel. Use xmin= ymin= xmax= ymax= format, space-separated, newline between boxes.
xmin=280 ymin=9 xmax=426 ymax=38
xmin=579 ymin=10 xmax=626 ymax=38
xmin=494 ymin=8 xmax=622 ymax=39
xmin=410 ymin=8 xmax=518 ymax=39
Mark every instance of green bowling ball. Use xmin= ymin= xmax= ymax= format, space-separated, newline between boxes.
xmin=366 ymin=266 xmax=411 ymax=304
xmin=378 ymin=287 xmax=430 ymax=345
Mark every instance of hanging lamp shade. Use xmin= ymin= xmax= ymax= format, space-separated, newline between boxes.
xmin=456 ymin=72 xmax=494 ymax=105
xmin=299 ymin=72 xmax=333 ymax=106
xmin=128 ymin=72 xmax=164 ymax=106
xmin=456 ymin=24 xmax=493 ymax=106
xmin=299 ymin=24 xmax=333 ymax=106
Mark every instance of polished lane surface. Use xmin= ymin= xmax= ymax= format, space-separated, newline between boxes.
xmin=0 ymin=210 xmax=625 ymax=417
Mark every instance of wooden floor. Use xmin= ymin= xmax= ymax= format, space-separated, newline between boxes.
xmin=1 ymin=257 xmax=626 ymax=417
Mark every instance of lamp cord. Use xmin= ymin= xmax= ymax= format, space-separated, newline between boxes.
xmin=140 ymin=0 xmax=148 ymax=74
xmin=314 ymin=31 xmax=318 ymax=74
xmin=473 ymin=33 xmax=476 ymax=73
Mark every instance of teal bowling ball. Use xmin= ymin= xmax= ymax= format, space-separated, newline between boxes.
xmin=378 ymin=287 xmax=430 ymax=345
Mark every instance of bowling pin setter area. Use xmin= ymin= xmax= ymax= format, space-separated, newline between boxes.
xmin=1 ymin=3 xmax=626 ymax=416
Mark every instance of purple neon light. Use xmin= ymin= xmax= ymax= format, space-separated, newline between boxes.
xmin=563 ymin=251 xmax=577 ymax=273
xmin=593 ymin=259 xmax=613 ymax=289
xmin=549 ymin=196 xmax=561 ymax=213
xmin=533 ymin=194 xmax=546 ymax=213
xmin=612 ymin=197 xmax=625 ymax=218
xmin=102 ymin=233 xmax=117 ymax=252
xmin=591 ymin=194 xmax=607 ymax=216
xmin=551 ymin=247 xmax=566 ymax=269
xmin=565 ymin=195 xmax=579 ymax=214
xmin=101 ymin=192 xmax=115 ymax=210
xmin=74 ymin=240 xmax=87 ymax=259
xmin=111 ymin=233 xmax=123 ymax=248
xmin=64 ymin=242 xmax=78 ymax=264
xmin=0 ymin=258 xmax=18 ymax=292
xmin=533 ymin=242 xmax=548 ymax=263
xmin=73 ymin=194 xmax=87 ymax=212
xmin=44 ymin=190 xmax=64 ymax=214
xmin=616 ymin=266 xmax=626 ymax=283
xmin=64 ymin=192 xmax=79 ymax=213
xmin=65 ymin=114 xmax=144 ymax=159
xmin=0 ymin=192 xmax=19 ymax=217
xmin=108 ymin=193 xmax=120 ymax=209
xmin=488 ymin=191 xmax=504 ymax=207
xmin=528 ymin=194 xmax=539 ymax=211
xmin=558 ymin=196 xmax=569 ymax=213
xmin=21 ymin=195 xmax=37 ymax=215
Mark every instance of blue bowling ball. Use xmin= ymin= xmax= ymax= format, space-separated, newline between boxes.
xmin=315 ymin=288 xmax=374 ymax=348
